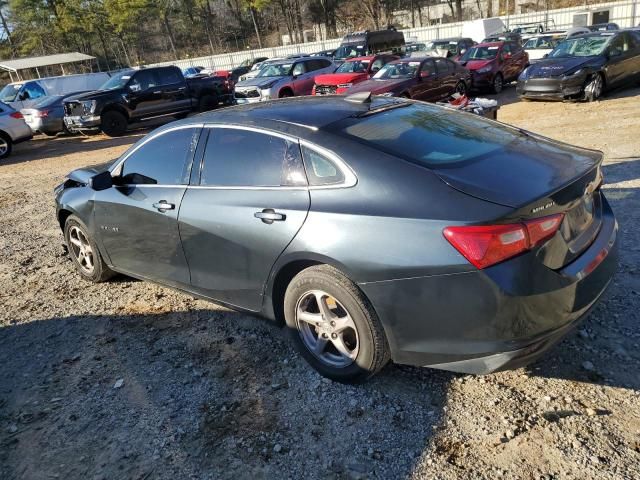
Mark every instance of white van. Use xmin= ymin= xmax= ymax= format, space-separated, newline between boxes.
xmin=0 ymin=72 xmax=110 ymax=110
xmin=461 ymin=18 xmax=506 ymax=44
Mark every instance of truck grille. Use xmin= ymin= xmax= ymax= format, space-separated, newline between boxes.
xmin=235 ymin=88 xmax=260 ymax=99
xmin=64 ymin=102 xmax=84 ymax=116
xmin=315 ymin=85 xmax=337 ymax=95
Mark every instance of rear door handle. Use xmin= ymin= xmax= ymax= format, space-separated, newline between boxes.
xmin=153 ymin=201 xmax=175 ymax=212
xmin=254 ymin=208 xmax=286 ymax=224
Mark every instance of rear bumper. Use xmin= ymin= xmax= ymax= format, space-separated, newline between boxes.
xmin=360 ymin=196 xmax=618 ymax=374
xmin=517 ymin=74 xmax=587 ymax=100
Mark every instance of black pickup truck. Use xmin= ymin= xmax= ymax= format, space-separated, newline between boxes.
xmin=63 ymin=66 xmax=229 ymax=136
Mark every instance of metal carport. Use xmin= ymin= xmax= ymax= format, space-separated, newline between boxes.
xmin=0 ymin=52 xmax=97 ymax=82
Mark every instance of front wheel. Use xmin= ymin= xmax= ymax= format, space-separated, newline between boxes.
xmin=584 ymin=73 xmax=604 ymax=102
xmin=492 ymin=73 xmax=504 ymax=94
xmin=283 ymin=265 xmax=390 ymax=383
xmin=454 ymin=81 xmax=467 ymax=96
xmin=64 ymin=215 xmax=114 ymax=282
xmin=100 ymin=110 xmax=127 ymax=137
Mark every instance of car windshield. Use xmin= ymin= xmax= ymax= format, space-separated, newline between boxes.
xmin=0 ymin=83 xmax=21 ymax=102
xmin=549 ymin=36 xmax=611 ymax=57
xmin=425 ymin=41 xmax=458 ymax=55
xmin=513 ymin=25 xmax=540 ymax=34
xmin=100 ymin=71 xmax=134 ymax=90
xmin=372 ymin=62 xmax=420 ymax=79
xmin=524 ymin=36 xmax=559 ymax=49
xmin=460 ymin=46 xmax=499 ymax=60
xmin=257 ymin=63 xmax=293 ymax=77
xmin=406 ymin=43 xmax=426 ymax=52
xmin=336 ymin=60 xmax=370 ymax=73
xmin=333 ymin=103 xmax=516 ymax=167
xmin=334 ymin=44 xmax=365 ymax=59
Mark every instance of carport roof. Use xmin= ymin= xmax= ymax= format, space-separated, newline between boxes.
xmin=0 ymin=52 xmax=95 ymax=73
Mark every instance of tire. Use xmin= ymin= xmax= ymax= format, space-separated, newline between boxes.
xmin=283 ymin=265 xmax=390 ymax=383
xmin=100 ymin=110 xmax=127 ymax=137
xmin=0 ymin=133 xmax=12 ymax=159
xmin=454 ymin=81 xmax=467 ymax=96
xmin=198 ymin=93 xmax=219 ymax=112
xmin=584 ymin=73 xmax=604 ymax=102
xmin=42 ymin=131 xmax=58 ymax=137
xmin=64 ymin=215 xmax=114 ymax=283
xmin=492 ymin=73 xmax=504 ymax=94
xmin=279 ymin=89 xmax=293 ymax=98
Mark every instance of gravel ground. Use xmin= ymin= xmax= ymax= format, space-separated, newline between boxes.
xmin=1 ymin=86 xmax=640 ymax=480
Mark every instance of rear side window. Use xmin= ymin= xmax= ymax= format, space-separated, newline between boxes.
xmin=120 ymin=127 xmax=199 ymax=185
xmin=301 ymin=145 xmax=345 ymax=186
xmin=333 ymin=103 xmax=519 ymax=168
xmin=200 ymin=128 xmax=306 ymax=187
xmin=158 ymin=67 xmax=183 ymax=84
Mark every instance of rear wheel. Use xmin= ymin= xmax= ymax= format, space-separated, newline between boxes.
xmin=454 ymin=81 xmax=467 ymax=96
xmin=492 ymin=73 xmax=504 ymax=94
xmin=198 ymin=93 xmax=219 ymax=112
xmin=101 ymin=110 xmax=127 ymax=137
xmin=279 ymin=89 xmax=293 ymax=98
xmin=0 ymin=133 xmax=12 ymax=159
xmin=283 ymin=265 xmax=390 ymax=383
xmin=64 ymin=215 xmax=114 ymax=283
xmin=584 ymin=73 xmax=604 ymax=102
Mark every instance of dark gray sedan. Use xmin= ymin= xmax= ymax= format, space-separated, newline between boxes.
xmin=54 ymin=95 xmax=618 ymax=382
xmin=21 ymin=91 xmax=90 ymax=136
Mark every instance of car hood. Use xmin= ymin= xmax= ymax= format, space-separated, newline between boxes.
xmin=236 ymin=76 xmax=287 ymax=88
xmin=346 ymin=78 xmax=413 ymax=94
xmin=314 ymin=72 xmax=368 ymax=85
xmin=64 ymin=90 xmax=114 ymax=102
xmin=526 ymin=56 xmax=602 ymax=77
xmin=432 ymin=128 xmax=602 ymax=208
xmin=459 ymin=59 xmax=495 ymax=71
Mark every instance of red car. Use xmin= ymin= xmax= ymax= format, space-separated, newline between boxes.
xmin=312 ymin=54 xmax=398 ymax=95
xmin=344 ymin=57 xmax=471 ymax=102
xmin=456 ymin=41 xmax=529 ymax=93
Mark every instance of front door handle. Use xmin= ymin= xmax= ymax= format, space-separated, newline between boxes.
xmin=153 ymin=90 xmax=162 ymax=94
xmin=254 ymin=208 xmax=286 ymax=224
xmin=153 ymin=201 xmax=175 ymax=212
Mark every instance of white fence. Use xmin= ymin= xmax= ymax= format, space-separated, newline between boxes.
xmin=147 ymin=0 xmax=639 ymax=72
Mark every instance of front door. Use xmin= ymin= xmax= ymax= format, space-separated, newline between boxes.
xmin=179 ymin=126 xmax=310 ymax=311
xmin=124 ymin=70 xmax=164 ymax=119
xmin=157 ymin=67 xmax=191 ymax=113
xmin=411 ymin=59 xmax=440 ymax=101
xmin=94 ymin=126 xmax=201 ymax=286
xmin=291 ymin=61 xmax=315 ymax=95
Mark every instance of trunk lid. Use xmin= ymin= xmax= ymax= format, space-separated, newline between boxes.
xmin=433 ymin=132 xmax=604 ymax=268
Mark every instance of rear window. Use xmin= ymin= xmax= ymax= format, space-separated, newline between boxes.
xmin=333 ymin=103 xmax=519 ymax=168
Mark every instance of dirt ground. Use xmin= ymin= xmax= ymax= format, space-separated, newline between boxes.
xmin=1 ymin=85 xmax=640 ymax=480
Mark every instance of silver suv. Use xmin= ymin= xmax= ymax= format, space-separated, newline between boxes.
xmin=234 ymin=57 xmax=335 ymax=103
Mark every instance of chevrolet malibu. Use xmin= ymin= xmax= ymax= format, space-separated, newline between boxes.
xmin=55 ymin=95 xmax=618 ymax=382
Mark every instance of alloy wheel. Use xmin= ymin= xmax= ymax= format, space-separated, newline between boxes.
xmin=68 ymin=225 xmax=95 ymax=275
xmin=0 ymin=138 xmax=8 ymax=156
xmin=493 ymin=74 xmax=503 ymax=93
xmin=295 ymin=290 xmax=360 ymax=368
xmin=455 ymin=81 xmax=467 ymax=96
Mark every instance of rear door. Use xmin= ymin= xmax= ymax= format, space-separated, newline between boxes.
xmin=434 ymin=58 xmax=455 ymax=100
xmin=94 ymin=125 xmax=201 ymax=286
xmin=178 ymin=126 xmax=310 ymax=310
xmin=157 ymin=67 xmax=191 ymax=113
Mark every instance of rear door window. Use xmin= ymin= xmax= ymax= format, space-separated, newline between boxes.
xmin=158 ymin=67 xmax=183 ymax=85
xmin=120 ymin=127 xmax=199 ymax=185
xmin=200 ymin=128 xmax=307 ymax=187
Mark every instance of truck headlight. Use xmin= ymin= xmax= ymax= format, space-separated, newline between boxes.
xmin=81 ymin=100 xmax=96 ymax=115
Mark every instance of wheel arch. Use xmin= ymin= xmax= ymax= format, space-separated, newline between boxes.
xmin=278 ymin=86 xmax=294 ymax=98
xmin=265 ymin=253 xmax=358 ymax=324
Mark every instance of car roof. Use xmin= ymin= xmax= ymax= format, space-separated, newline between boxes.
xmin=346 ymin=55 xmax=375 ymax=62
xmin=176 ymin=95 xmax=404 ymax=134
xmin=474 ymin=41 xmax=504 ymax=47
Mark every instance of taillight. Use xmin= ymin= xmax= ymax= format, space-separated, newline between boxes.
xmin=443 ymin=213 xmax=564 ymax=269
xmin=35 ymin=109 xmax=50 ymax=118
xmin=10 ymin=111 xmax=23 ymax=119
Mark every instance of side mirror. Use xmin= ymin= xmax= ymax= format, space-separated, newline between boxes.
xmin=292 ymin=74 xmax=298 ymax=80
xmin=18 ymin=91 xmax=29 ymax=101
xmin=460 ymin=48 xmax=467 ymax=55
xmin=609 ymin=48 xmax=622 ymax=58
xmin=128 ymin=83 xmax=141 ymax=93
xmin=419 ymin=71 xmax=433 ymax=79
xmin=89 ymin=171 xmax=113 ymax=191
